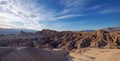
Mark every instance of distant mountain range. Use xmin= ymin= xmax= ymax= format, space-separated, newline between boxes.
xmin=103 ymin=27 xmax=120 ymax=33
xmin=0 ymin=28 xmax=36 ymax=34
xmin=0 ymin=27 xmax=120 ymax=35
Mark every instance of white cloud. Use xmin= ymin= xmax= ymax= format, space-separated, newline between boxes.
xmin=84 ymin=4 xmax=107 ymax=11
xmin=0 ymin=0 xmax=87 ymax=30
xmin=0 ymin=0 xmax=107 ymax=30
xmin=61 ymin=0 xmax=89 ymax=8
xmin=0 ymin=0 xmax=7 ymax=5
xmin=0 ymin=0 xmax=56 ymax=30
xmin=52 ymin=14 xmax=85 ymax=20
xmin=0 ymin=24 xmax=14 ymax=28
xmin=60 ymin=0 xmax=89 ymax=13
xmin=99 ymin=8 xmax=120 ymax=14
xmin=60 ymin=0 xmax=109 ymax=15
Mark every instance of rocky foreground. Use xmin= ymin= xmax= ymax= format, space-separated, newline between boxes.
xmin=0 ymin=47 xmax=120 ymax=61
xmin=0 ymin=47 xmax=72 ymax=61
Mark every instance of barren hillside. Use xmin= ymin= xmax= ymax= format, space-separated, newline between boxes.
xmin=0 ymin=27 xmax=120 ymax=52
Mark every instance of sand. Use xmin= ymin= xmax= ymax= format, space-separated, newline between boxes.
xmin=70 ymin=48 xmax=120 ymax=61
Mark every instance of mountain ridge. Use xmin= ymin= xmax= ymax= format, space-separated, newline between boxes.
xmin=0 ymin=28 xmax=36 ymax=34
xmin=0 ymin=27 xmax=120 ymax=52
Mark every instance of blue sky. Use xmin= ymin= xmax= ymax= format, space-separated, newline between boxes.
xmin=0 ymin=0 xmax=120 ymax=31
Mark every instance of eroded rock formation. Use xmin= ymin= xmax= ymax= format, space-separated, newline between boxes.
xmin=0 ymin=27 xmax=120 ymax=52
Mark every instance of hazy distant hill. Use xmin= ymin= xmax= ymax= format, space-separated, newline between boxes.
xmin=0 ymin=27 xmax=119 ymax=35
xmin=103 ymin=27 xmax=120 ymax=33
xmin=0 ymin=28 xmax=36 ymax=34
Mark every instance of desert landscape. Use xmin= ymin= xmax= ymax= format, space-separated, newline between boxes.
xmin=0 ymin=0 xmax=120 ymax=61
xmin=70 ymin=48 xmax=120 ymax=61
xmin=0 ymin=27 xmax=120 ymax=61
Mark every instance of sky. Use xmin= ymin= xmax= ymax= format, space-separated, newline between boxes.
xmin=0 ymin=0 xmax=120 ymax=31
